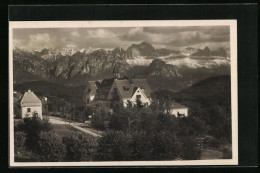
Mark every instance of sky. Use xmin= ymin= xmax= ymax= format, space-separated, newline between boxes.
xmin=13 ymin=26 xmax=230 ymax=51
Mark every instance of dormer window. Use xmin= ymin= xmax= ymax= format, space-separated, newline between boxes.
xmin=123 ymin=86 xmax=130 ymax=91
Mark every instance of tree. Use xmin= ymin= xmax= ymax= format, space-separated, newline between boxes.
xmin=22 ymin=117 xmax=53 ymax=150
xmin=151 ymin=131 xmax=183 ymax=160
xmin=181 ymin=136 xmax=201 ymax=160
xmin=14 ymin=131 xmax=27 ymax=154
xmin=62 ymin=134 xmax=97 ymax=161
xmin=95 ymin=131 xmax=133 ymax=161
xmin=63 ymin=135 xmax=97 ymax=161
xmin=37 ymin=131 xmax=67 ymax=161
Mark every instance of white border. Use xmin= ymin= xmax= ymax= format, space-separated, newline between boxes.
xmin=9 ymin=20 xmax=238 ymax=167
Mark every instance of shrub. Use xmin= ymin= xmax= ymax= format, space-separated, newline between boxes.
xmin=91 ymin=120 xmax=106 ymax=131
xmin=95 ymin=131 xmax=133 ymax=161
xmin=181 ymin=136 xmax=200 ymax=160
xmin=95 ymin=130 xmax=184 ymax=161
xmin=14 ymin=131 xmax=27 ymax=154
xmin=63 ymin=134 xmax=97 ymax=161
xmin=14 ymin=150 xmax=39 ymax=162
xmin=206 ymin=137 xmax=222 ymax=149
xmin=22 ymin=117 xmax=53 ymax=150
xmin=37 ymin=131 xmax=67 ymax=161
xmin=151 ymin=131 xmax=183 ymax=160
xmin=108 ymin=114 xmax=128 ymax=131
xmin=130 ymin=131 xmax=154 ymax=160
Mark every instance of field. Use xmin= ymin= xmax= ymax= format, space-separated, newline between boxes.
xmin=52 ymin=124 xmax=82 ymax=138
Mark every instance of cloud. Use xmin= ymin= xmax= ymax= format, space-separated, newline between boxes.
xmin=27 ymin=33 xmax=53 ymax=50
xmin=86 ymin=29 xmax=116 ymax=38
xmin=13 ymin=39 xmax=24 ymax=48
xmin=143 ymin=26 xmax=229 ymax=35
xmin=120 ymin=27 xmax=147 ymax=41
xmin=167 ymin=31 xmax=230 ymax=48
xmin=12 ymin=26 xmax=230 ymax=51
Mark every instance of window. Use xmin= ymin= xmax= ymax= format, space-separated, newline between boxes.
xmin=136 ymin=95 xmax=141 ymax=99
xmin=27 ymin=108 xmax=31 ymax=112
xmin=123 ymin=86 xmax=130 ymax=91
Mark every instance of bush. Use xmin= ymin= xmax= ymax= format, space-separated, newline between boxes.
xmin=14 ymin=150 xmax=39 ymax=162
xmin=95 ymin=130 xmax=184 ymax=161
xmin=14 ymin=131 xmax=27 ymax=154
xmin=108 ymin=114 xmax=128 ymax=131
xmin=63 ymin=134 xmax=97 ymax=161
xmin=37 ymin=131 xmax=67 ymax=161
xmin=130 ymin=131 xmax=154 ymax=160
xmin=151 ymin=131 xmax=183 ymax=160
xmin=91 ymin=120 xmax=106 ymax=131
xmin=181 ymin=136 xmax=200 ymax=160
xmin=22 ymin=117 xmax=53 ymax=150
xmin=95 ymin=131 xmax=133 ymax=161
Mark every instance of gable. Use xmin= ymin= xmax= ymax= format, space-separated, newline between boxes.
xmin=21 ymin=91 xmax=42 ymax=107
xmin=130 ymin=79 xmax=152 ymax=98
xmin=131 ymin=87 xmax=148 ymax=100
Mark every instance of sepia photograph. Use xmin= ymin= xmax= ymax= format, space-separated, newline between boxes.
xmin=9 ymin=20 xmax=238 ymax=166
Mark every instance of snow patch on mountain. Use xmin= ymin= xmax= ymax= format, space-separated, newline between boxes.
xmin=126 ymin=56 xmax=154 ymax=66
xmin=165 ymin=57 xmax=230 ymax=69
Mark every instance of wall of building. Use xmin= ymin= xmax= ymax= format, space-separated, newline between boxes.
xmin=21 ymin=106 xmax=42 ymax=119
xmin=165 ymin=108 xmax=188 ymax=117
xmin=86 ymin=94 xmax=95 ymax=107
xmin=128 ymin=88 xmax=151 ymax=107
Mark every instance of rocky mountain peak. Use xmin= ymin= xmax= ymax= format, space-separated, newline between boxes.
xmin=148 ymin=59 xmax=181 ymax=78
xmin=126 ymin=42 xmax=158 ymax=59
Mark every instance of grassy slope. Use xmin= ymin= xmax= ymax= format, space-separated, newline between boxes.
xmin=52 ymin=124 xmax=83 ymax=138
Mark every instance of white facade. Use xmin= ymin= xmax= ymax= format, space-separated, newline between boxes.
xmin=20 ymin=90 xmax=43 ymax=119
xmin=86 ymin=95 xmax=95 ymax=106
xmin=123 ymin=87 xmax=151 ymax=107
xmin=21 ymin=106 xmax=42 ymax=119
xmin=165 ymin=108 xmax=188 ymax=117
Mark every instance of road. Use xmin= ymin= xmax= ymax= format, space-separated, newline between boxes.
xmin=46 ymin=116 xmax=102 ymax=138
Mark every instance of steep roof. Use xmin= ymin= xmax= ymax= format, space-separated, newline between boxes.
xmin=87 ymin=77 xmax=152 ymax=101
xmin=114 ymin=78 xmax=152 ymax=99
xmin=21 ymin=90 xmax=42 ymax=107
xmin=114 ymin=79 xmax=133 ymax=99
xmin=86 ymin=81 xmax=98 ymax=96
xmin=130 ymin=79 xmax=152 ymax=97
xmin=95 ymin=79 xmax=114 ymax=100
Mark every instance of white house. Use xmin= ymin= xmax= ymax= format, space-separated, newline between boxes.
xmin=20 ymin=90 xmax=42 ymax=119
xmin=85 ymin=65 xmax=152 ymax=109
xmin=164 ymin=101 xmax=188 ymax=117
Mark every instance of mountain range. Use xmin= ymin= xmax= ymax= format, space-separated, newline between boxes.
xmin=13 ymin=42 xmax=230 ymax=92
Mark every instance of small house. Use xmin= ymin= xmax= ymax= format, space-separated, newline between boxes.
xmin=20 ymin=90 xmax=42 ymax=119
xmin=164 ymin=101 xmax=188 ymax=117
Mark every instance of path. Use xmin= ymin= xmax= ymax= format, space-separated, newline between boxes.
xmin=201 ymin=148 xmax=223 ymax=160
xmin=46 ymin=116 xmax=102 ymax=138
